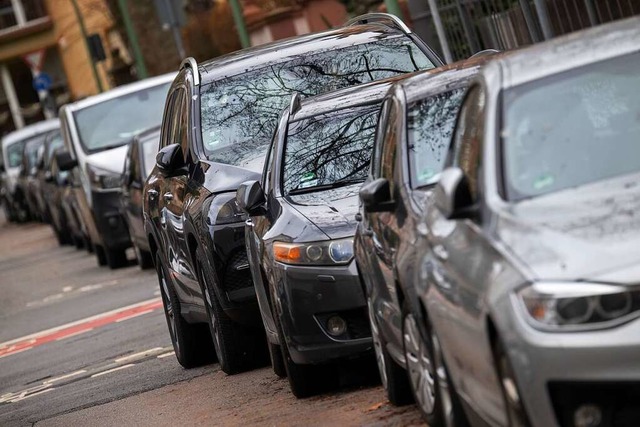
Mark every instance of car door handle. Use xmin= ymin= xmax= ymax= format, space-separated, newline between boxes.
xmin=433 ymin=244 xmax=449 ymax=261
xmin=163 ymin=192 xmax=173 ymax=201
xmin=148 ymin=189 xmax=158 ymax=200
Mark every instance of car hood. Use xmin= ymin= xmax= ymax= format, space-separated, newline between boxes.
xmin=496 ymin=173 xmax=640 ymax=284
xmin=288 ymin=184 xmax=360 ymax=240
xmin=200 ymin=160 xmax=261 ymax=194
xmin=86 ymin=145 xmax=129 ymax=174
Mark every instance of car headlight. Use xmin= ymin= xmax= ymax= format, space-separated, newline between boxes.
xmin=273 ymin=238 xmax=354 ymax=266
xmin=209 ymin=192 xmax=244 ymax=225
xmin=515 ymin=282 xmax=640 ymax=331
xmin=87 ymin=164 xmax=121 ymax=190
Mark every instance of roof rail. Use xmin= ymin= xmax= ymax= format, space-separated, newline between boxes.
xmin=289 ymin=93 xmax=302 ymax=116
xmin=346 ymin=13 xmax=412 ymax=35
xmin=180 ymin=57 xmax=200 ymax=86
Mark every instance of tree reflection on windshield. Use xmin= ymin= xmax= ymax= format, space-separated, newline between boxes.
xmin=200 ymin=35 xmax=433 ymax=169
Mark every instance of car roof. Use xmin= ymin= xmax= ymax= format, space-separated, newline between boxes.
xmin=398 ymin=54 xmax=497 ymax=103
xmin=61 ymin=73 xmax=176 ymax=113
xmin=493 ymin=15 xmax=640 ymax=88
xmin=1 ymin=119 xmax=59 ymax=149
xmin=198 ymin=23 xmax=412 ymax=82
xmin=289 ymin=73 xmax=416 ymax=122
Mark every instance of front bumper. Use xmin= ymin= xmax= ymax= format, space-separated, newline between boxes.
xmin=495 ymin=295 xmax=640 ymax=427
xmin=91 ymin=190 xmax=131 ymax=250
xmin=274 ymin=259 xmax=372 ymax=365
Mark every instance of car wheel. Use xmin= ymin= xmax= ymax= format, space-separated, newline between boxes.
xmin=133 ymin=243 xmax=154 ymax=269
xmin=268 ymin=340 xmax=286 ymax=378
xmin=495 ymin=339 xmax=530 ymax=427
xmin=94 ymin=244 xmax=108 ymax=266
xmin=106 ymin=247 xmax=128 ymax=269
xmin=367 ymin=295 xmax=413 ymax=406
xmin=198 ymin=259 xmax=266 ymax=374
xmin=156 ymin=253 xmax=213 ymax=368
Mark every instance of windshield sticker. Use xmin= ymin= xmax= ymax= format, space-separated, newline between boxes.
xmin=533 ymin=174 xmax=554 ymax=190
xmin=418 ymin=168 xmax=435 ymax=182
xmin=299 ymin=172 xmax=318 ymax=189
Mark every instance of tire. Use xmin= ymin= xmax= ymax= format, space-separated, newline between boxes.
xmin=95 ymin=244 xmax=108 ymax=266
xmin=134 ymin=243 xmax=154 ymax=270
xmin=198 ymin=258 xmax=266 ymax=375
xmin=367 ymin=295 xmax=413 ymax=406
xmin=495 ymin=339 xmax=530 ymax=427
xmin=73 ymin=235 xmax=84 ymax=250
xmin=85 ymin=237 xmax=94 ymax=253
xmin=106 ymin=247 xmax=128 ymax=269
xmin=156 ymin=253 xmax=213 ymax=368
xmin=268 ymin=340 xmax=286 ymax=378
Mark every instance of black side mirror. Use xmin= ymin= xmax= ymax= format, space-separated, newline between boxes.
xmin=56 ymin=151 xmax=78 ymax=171
xmin=434 ymin=167 xmax=476 ymax=219
xmin=236 ymin=180 xmax=266 ymax=216
xmin=360 ymin=178 xmax=394 ymax=213
xmin=156 ymin=143 xmax=185 ymax=174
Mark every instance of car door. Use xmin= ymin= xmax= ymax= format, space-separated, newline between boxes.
xmin=126 ymin=142 xmax=146 ymax=247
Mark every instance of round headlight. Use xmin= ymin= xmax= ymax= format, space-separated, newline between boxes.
xmin=556 ymin=297 xmax=595 ymax=324
xmin=305 ymin=245 xmax=323 ymax=261
xmin=328 ymin=240 xmax=353 ymax=263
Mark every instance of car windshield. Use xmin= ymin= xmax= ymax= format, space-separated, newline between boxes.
xmin=24 ymin=136 xmax=46 ymax=169
xmin=45 ymin=132 xmax=64 ymax=168
xmin=502 ymin=52 xmax=640 ymax=201
xmin=7 ymin=140 xmax=27 ymax=168
xmin=141 ymin=138 xmax=159 ymax=178
xmin=283 ymin=105 xmax=379 ymax=196
xmin=407 ymin=88 xmax=466 ymax=188
xmin=73 ymin=82 xmax=170 ymax=154
xmin=200 ymin=34 xmax=434 ymax=168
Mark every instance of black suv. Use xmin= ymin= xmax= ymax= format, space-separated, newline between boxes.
xmin=144 ymin=13 xmax=441 ymax=374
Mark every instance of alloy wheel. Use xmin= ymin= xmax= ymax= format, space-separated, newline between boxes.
xmin=403 ymin=313 xmax=436 ymax=416
xmin=367 ymin=297 xmax=388 ymax=390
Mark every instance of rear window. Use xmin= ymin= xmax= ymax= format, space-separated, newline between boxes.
xmin=200 ymin=34 xmax=434 ymax=169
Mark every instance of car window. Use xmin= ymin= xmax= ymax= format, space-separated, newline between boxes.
xmin=452 ymin=86 xmax=485 ymax=201
xmin=371 ymin=100 xmax=391 ymax=178
xmin=7 ymin=140 xmax=27 ymax=168
xmin=200 ymin=34 xmax=434 ymax=169
xmin=141 ymin=138 xmax=159 ymax=178
xmin=381 ymin=101 xmax=399 ymax=191
xmin=262 ymin=135 xmax=276 ymax=192
xmin=282 ymin=105 xmax=380 ymax=196
xmin=176 ymin=89 xmax=189 ymax=161
xmin=23 ymin=134 xmax=48 ymax=170
xmin=73 ymin=81 xmax=170 ymax=154
xmin=45 ymin=132 xmax=64 ymax=169
xmin=407 ymin=88 xmax=466 ymax=188
xmin=502 ymin=51 xmax=640 ymax=201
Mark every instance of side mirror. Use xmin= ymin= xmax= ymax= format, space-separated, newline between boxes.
xmin=360 ymin=178 xmax=394 ymax=213
xmin=156 ymin=143 xmax=185 ymax=174
xmin=434 ymin=167 xmax=476 ymax=219
xmin=56 ymin=151 xmax=78 ymax=171
xmin=236 ymin=180 xmax=266 ymax=216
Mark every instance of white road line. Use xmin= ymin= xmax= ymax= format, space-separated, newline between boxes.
xmin=0 ymin=346 xmax=32 ymax=359
xmin=43 ymin=370 xmax=87 ymax=384
xmin=157 ymin=351 xmax=175 ymax=359
xmin=0 ymin=298 xmax=161 ymax=349
xmin=90 ymin=364 xmax=135 ymax=378
xmin=54 ymin=328 xmax=93 ymax=341
xmin=114 ymin=309 xmax=154 ymax=323
xmin=115 ymin=347 xmax=164 ymax=363
xmin=8 ymin=387 xmax=55 ymax=403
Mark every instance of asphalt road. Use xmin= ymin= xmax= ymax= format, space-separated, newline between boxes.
xmin=0 ymin=214 xmax=424 ymax=426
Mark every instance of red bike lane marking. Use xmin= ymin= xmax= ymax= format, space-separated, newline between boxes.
xmin=0 ymin=299 xmax=163 ymax=359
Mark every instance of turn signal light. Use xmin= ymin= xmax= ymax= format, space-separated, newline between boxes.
xmin=274 ymin=243 xmax=302 ymax=263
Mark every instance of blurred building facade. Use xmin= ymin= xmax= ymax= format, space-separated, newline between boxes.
xmin=0 ymin=0 xmax=131 ymax=135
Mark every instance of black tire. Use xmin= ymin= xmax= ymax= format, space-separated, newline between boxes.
xmin=268 ymin=340 xmax=287 ymax=378
xmin=73 ymin=235 xmax=84 ymax=249
xmin=495 ymin=339 xmax=530 ymax=427
xmin=198 ymin=258 xmax=266 ymax=375
xmin=156 ymin=253 xmax=213 ymax=368
xmin=367 ymin=295 xmax=413 ymax=406
xmin=134 ymin=244 xmax=154 ymax=269
xmin=106 ymin=247 xmax=128 ymax=269
xmin=85 ymin=237 xmax=94 ymax=253
xmin=95 ymin=244 xmax=108 ymax=266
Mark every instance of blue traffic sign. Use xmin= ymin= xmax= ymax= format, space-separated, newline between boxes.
xmin=33 ymin=72 xmax=52 ymax=91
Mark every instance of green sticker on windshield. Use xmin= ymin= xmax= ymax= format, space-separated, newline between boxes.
xmin=533 ymin=174 xmax=554 ymax=190
xmin=419 ymin=169 xmax=435 ymax=182
xmin=301 ymin=172 xmax=316 ymax=182
xmin=299 ymin=172 xmax=318 ymax=189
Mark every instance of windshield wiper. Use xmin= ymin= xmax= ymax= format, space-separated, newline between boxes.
xmin=288 ymin=178 xmax=365 ymax=196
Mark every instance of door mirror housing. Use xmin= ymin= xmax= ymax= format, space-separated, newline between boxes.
xmin=56 ymin=150 xmax=78 ymax=171
xmin=156 ymin=143 xmax=185 ymax=174
xmin=360 ymin=178 xmax=394 ymax=213
xmin=434 ymin=167 xmax=476 ymax=219
xmin=236 ymin=180 xmax=266 ymax=216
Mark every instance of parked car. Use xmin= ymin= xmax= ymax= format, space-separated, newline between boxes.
xmin=40 ymin=131 xmax=73 ymax=245
xmin=121 ymin=126 xmax=160 ymax=269
xmin=237 ymin=76 xmax=406 ymax=396
xmin=60 ymin=164 xmax=89 ymax=250
xmin=417 ymin=17 xmax=640 ymax=427
xmin=56 ymin=74 xmax=174 ymax=268
xmin=1 ymin=119 xmax=59 ymax=222
xmin=354 ymin=56 xmax=492 ymax=423
xmin=144 ymin=13 xmax=442 ymax=374
xmin=18 ymin=133 xmax=48 ymax=222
